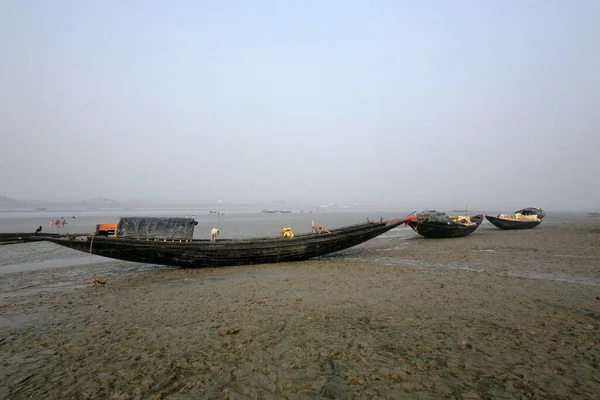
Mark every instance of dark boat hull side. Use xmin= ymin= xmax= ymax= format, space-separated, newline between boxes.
xmin=485 ymin=215 xmax=541 ymax=230
xmin=0 ymin=232 xmax=61 ymax=245
xmin=31 ymin=221 xmax=403 ymax=268
xmin=408 ymin=215 xmax=483 ymax=239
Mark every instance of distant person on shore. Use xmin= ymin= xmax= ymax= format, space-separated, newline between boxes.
xmin=50 ymin=220 xmax=54 ymax=228
xmin=35 ymin=226 xmax=42 ymax=234
xmin=55 ymin=219 xmax=60 ymax=228
xmin=72 ymin=216 xmax=76 ymax=225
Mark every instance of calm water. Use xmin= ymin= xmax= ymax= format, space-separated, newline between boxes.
xmin=0 ymin=207 xmax=583 ymax=236
xmin=0 ymin=207 xmax=414 ymax=239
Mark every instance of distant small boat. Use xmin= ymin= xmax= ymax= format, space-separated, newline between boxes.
xmin=452 ymin=204 xmax=468 ymax=213
xmin=407 ymin=211 xmax=483 ymax=238
xmin=485 ymin=207 xmax=546 ymax=230
xmin=279 ymin=210 xmax=292 ymax=213
xmin=209 ymin=210 xmax=217 ymax=214
xmin=35 ymin=207 xmax=47 ymax=210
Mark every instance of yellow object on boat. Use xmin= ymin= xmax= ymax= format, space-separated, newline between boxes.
xmin=498 ymin=213 xmax=540 ymax=222
xmin=281 ymin=227 xmax=294 ymax=238
xmin=450 ymin=216 xmax=474 ymax=226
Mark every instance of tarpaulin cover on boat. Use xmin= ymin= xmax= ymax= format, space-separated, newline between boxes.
xmin=414 ymin=211 xmax=475 ymax=226
xmin=415 ymin=211 xmax=450 ymax=223
xmin=496 ymin=207 xmax=546 ymax=222
xmin=515 ymin=207 xmax=546 ymax=219
xmin=117 ymin=217 xmax=198 ymax=240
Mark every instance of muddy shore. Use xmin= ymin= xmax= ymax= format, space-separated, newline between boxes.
xmin=1 ymin=218 xmax=599 ymax=399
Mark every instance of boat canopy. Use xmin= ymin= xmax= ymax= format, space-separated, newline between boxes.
xmin=411 ymin=211 xmax=475 ymax=226
xmin=117 ymin=217 xmax=198 ymax=241
xmin=515 ymin=207 xmax=546 ymax=219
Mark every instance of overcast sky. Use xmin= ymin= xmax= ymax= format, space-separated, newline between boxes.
xmin=1 ymin=1 xmax=598 ymax=210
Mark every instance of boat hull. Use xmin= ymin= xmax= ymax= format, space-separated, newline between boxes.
xmin=0 ymin=232 xmax=61 ymax=245
xmin=485 ymin=215 xmax=541 ymax=230
xmin=22 ymin=220 xmax=404 ymax=268
xmin=408 ymin=215 xmax=483 ymax=238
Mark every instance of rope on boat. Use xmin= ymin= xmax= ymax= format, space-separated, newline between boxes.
xmin=26 ymin=241 xmax=65 ymax=254
xmin=88 ymin=235 xmax=95 ymax=267
xmin=87 ymin=235 xmax=105 ymax=286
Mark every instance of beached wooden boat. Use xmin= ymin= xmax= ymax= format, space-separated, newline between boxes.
xmin=1 ymin=218 xmax=406 ymax=268
xmin=485 ymin=207 xmax=546 ymax=230
xmin=485 ymin=215 xmax=541 ymax=230
xmin=407 ymin=212 xmax=484 ymax=238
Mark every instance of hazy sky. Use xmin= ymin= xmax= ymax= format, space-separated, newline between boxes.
xmin=1 ymin=1 xmax=598 ymax=209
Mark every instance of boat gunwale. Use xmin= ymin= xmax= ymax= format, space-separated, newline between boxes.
xmin=26 ymin=220 xmax=404 ymax=246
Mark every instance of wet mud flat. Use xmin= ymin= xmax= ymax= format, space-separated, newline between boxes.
xmin=1 ymin=219 xmax=600 ymax=399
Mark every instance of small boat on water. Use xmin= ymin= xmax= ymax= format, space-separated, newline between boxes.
xmin=1 ymin=216 xmax=406 ymax=268
xmin=452 ymin=204 xmax=468 ymax=213
xmin=35 ymin=207 xmax=47 ymax=210
xmin=485 ymin=207 xmax=546 ymax=230
xmin=406 ymin=211 xmax=484 ymax=238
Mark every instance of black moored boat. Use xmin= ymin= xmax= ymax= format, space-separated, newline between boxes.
xmin=407 ymin=211 xmax=484 ymax=238
xmin=485 ymin=207 xmax=546 ymax=230
xmin=2 ymin=217 xmax=406 ymax=268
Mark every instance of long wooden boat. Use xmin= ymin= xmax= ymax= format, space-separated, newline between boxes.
xmin=485 ymin=207 xmax=546 ymax=230
xmin=1 ymin=219 xmax=406 ymax=268
xmin=407 ymin=212 xmax=484 ymax=238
